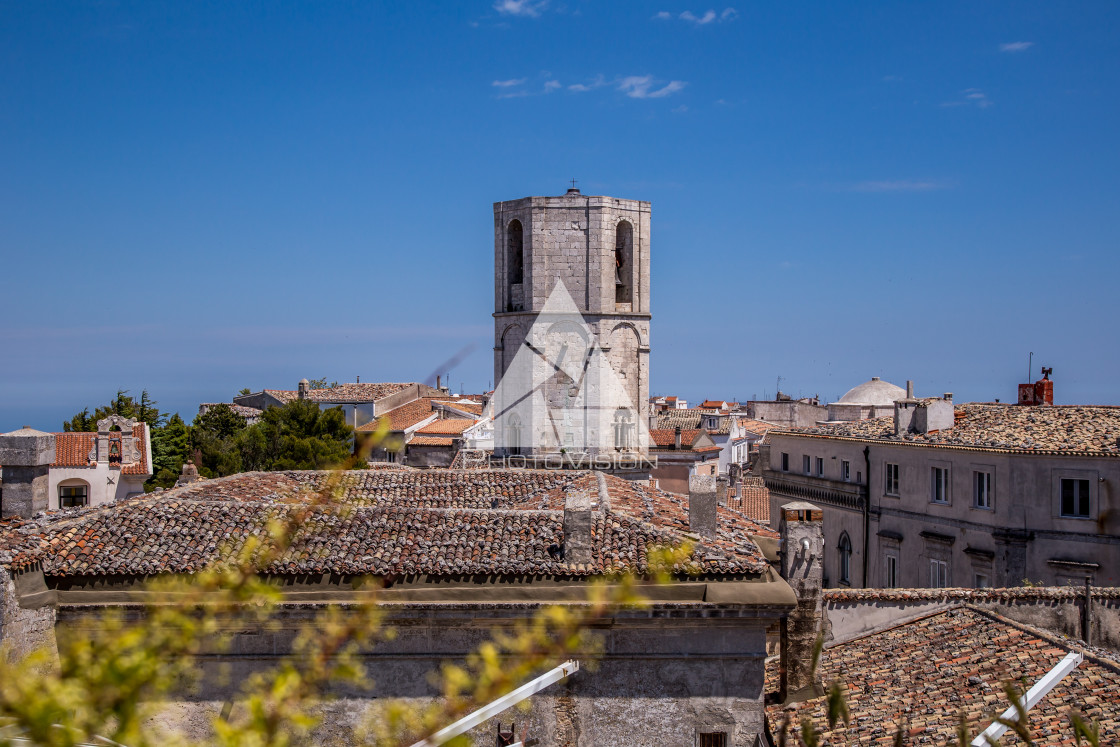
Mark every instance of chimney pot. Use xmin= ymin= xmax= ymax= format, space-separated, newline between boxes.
xmin=0 ymin=427 xmax=56 ymax=518
xmin=906 ymin=380 xmax=914 ymax=399
xmin=778 ymin=501 xmax=824 ymax=702
xmin=562 ymin=489 xmax=593 ymax=564
xmin=674 ymin=425 xmax=682 ymax=450
xmin=944 ymin=393 xmax=953 ymax=401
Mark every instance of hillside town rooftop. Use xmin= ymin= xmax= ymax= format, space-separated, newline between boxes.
xmin=766 ymin=606 xmax=1120 ymax=743
xmin=0 ymin=470 xmax=778 ymax=583
xmin=774 ymin=403 xmax=1120 ymax=455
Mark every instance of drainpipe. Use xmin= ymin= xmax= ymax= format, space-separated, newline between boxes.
xmin=863 ymin=445 xmax=871 ymax=587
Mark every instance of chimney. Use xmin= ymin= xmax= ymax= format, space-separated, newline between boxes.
xmin=906 ymin=380 xmax=914 ymax=399
xmin=298 ymin=378 xmax=310 ymax=400
xmin=0 ymin=427 xmax=56 ymax=519
xmin=436 ymin=375 xmax=441 ymax=390
xmin=778 ymin=501 xmax=824 ymax=703
xmin=716 ymin=475 xmax=729 ymax=505
xmin=943 ymin=392 xmax=953 ymax=402
xmin=563 ymin=489 xmax=593 ymax=564
xmin=688 ymin=474 xmax=717 ymax=537
xmin=674 ymin=425 xmax=682 ymax=450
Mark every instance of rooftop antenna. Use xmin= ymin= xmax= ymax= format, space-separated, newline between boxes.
xmin=776 ymin=376 xmax=783 ymax=396
xmin=1028 ymin=351 xmax=1033 ymax=383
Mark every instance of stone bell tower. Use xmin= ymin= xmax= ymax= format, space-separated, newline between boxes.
xmin=492 ymin=187 xmax=651 ymax=456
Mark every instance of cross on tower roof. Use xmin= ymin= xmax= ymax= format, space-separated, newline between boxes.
xmin=569 ymin=178 xmax=577 ymax=189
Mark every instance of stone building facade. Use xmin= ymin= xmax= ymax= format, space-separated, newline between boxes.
xmin=762 ymin=398 xmax=1120 ymax=591
xmin=491 ymin=189 xmax=651 ymax=458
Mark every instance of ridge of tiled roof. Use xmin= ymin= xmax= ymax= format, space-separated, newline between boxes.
xmin=263 ymin=390 xmax=298 ymax=404
xmin=766 ymin=605 xmax=1120 ymax=744
xmin=772 ymin=403 xmax=1120 ymax=456
xmin=304 ymin=382 xmax=414 ymax=404
xmin=0 ymin=470 xmax=771 ymax=578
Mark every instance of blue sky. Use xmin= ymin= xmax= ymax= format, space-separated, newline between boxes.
xmin=2 ymin=1 xmax=1118 ymax=431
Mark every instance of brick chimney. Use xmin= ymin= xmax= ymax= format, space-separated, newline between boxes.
xmin=563 ymin=488 xmax=593 ymax=564
xmin=778 ymin=501 xmax=824 ymax=703
xmin=0 ymin=427 xmax=56 ymax=519
xmin=688 ymin=474 xmax=717 ymax=537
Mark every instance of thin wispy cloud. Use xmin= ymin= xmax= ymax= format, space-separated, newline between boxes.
xmin=494 ymin=0 xmax=547 ymax=17
xmin=849 ymin=179 xmax=953 ymax=193
xmin=618 ymin=75 xmax=686 ymax=98
xmin=1000 ymin=41 xmax=1034 ymax=53
xmin=492 ymin=78 xmax=527 ymax=88
xmin=544 ymin=79 xmax=562 ymax=91
xmin=653 ymin=8 xmax=737 ymax=24
xmin=568 ymin=74 xmax=607 ymax=92
xmin=942 ymin=88 xmax=992 ymax=108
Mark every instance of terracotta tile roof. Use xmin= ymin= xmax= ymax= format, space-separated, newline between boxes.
xmin=415 ymin=418 xmax=475 ymax=436
xmin=0 ymin=470 xmax=772 ymax=578
xmin=656 ymin=409 xmax=717 ymax=430
xmin=409 ymin=436 xmax=454 ymax=446
xmin=766 ymin=606 xmax=1120 ymax=745
xmin=775 ymin=403 xmax=1120 ymax=456
xmin=50 ymin=425 xmax=150 ymax=476
xmin=730 ymin=479 xmax=770 ymax=524
xmin=52 ymin=432 xmax=96 ymax=468
xmin=735 ymin=419 xmax=775 ymax=436
xmin=356 ymin=398 xmax=439 ymax=433
xmin=434 ymin=400 xmax=483 ymax=416
xmin=650 ymin=429 xmax=705 ymax=449
xmin=304 ymin=382 xmax=413 ymax=404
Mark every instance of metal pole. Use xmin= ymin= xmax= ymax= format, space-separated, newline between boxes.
xmin=971 ymin=651 xmax=1083 ymax=746
xmin=410 ymin=660 xmax=580 ymax=747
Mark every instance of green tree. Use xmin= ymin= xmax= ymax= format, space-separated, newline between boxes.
xmin=63 ymin=390 xmax=164 ymax=432
xmin=241 ymin=399 xmax=352 ymax=471
xmin=192 ymin=405 xmax=249 ymax=478
xmin=147 ymin=414 xmax=193 ymax=490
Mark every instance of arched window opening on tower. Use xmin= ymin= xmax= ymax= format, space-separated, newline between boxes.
xmin=612 ymin=408 xmax=634 ymax=451
xmin=614 ymin=220 xmax=633 ymax=305
xmin=508 ymin=413 xmax=522 ymax=455
xmin=507 ymin=219 xmax=524 ymax=311
xmin=838 ymin=532 xmax=852 ymax=585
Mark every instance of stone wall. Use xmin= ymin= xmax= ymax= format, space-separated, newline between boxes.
xmin=58 ymin=603 xmax=775 ymax=746
xmin=823 ymin=587 xmax=1120 ymax=652
xmin=0 ymin=567 xmax=57 ymax=664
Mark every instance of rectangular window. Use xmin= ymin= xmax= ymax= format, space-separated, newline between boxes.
xmin=885 ymin=555 xmax=898 ymax=588
xmin=973 ymin=471 xmax=992 ymax=509
xmin=803 ymin=455 xmax=811 ymax=474
xmin=885 ymin=463 xmax=899 ymax=496
xmin=856 ymin=470 xmax=862 ymax=484
xmin=816 ymin=457 xmax=824 ymax=476
xmin=1060 ymin=478 xmax=1091 ymax=518
xmin=781 ymin=452 xmax=789 ymax=472
xmin=699 ymin=734 xmax=727 ymax=747
xmin=931 ymin=467 xmax=949 ymax=504
xmin=974 ymin=573 xmax=990 ymax=589
xmin=930 ymin=559 xmax=949 ymax=588
xmin=59 ymin=485 xmax=88 ymax=508
xmin=841 ymin=460 xmax=850 ymax=482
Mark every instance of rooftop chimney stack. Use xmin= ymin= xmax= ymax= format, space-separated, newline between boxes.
xmin=674 ymin=425 xmax=682 ymax=450
xmin=298 ymin=378 xmax=310 ymax=400
xmin=906 ymin=380 xmax=914 ymax=399
xmin=778 ymin=501 xmax=825 ymax=703
xmin=0 ymin=427 xmax=56 ymax=519
xmin=688 ymin=474 xmax=718 ymax=538
xmin=563 ymin=489 xmax=593 ymax=564
xmin=1018 ymin=367 xmax=1054 ymax=406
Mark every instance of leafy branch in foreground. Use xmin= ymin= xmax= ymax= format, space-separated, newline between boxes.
xmin=0 ymin=440 xmax=693 ymax=747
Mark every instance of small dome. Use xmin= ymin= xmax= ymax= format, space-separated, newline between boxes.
xmin=299 ymin=378 xmax=310 ymax=385
xmin=837 ymin=377 xmax=907 ymax=406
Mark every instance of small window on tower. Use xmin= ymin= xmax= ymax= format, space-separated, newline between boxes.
xmin=615 ymin=220 xmax=633 ymax=304
xmin=699 ymin=733 xmax=727 ymax=747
